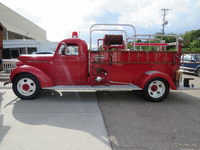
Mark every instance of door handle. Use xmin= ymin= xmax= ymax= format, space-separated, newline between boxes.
xmin=82 ymin=53 xmax=85 ymax=59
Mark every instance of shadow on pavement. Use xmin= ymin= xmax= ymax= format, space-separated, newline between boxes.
xmin=4 ymin=90 xmax=110 ymax=148
xmin=97 ymin=90 xmax=200 ymax=150
xmin=0 ymin=91 xmax=11 ymax=145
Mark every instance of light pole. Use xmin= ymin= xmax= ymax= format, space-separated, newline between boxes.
xmin=161 ymin=8 xmax=170 ymax=36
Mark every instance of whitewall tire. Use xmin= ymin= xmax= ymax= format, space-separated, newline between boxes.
xmin=143 ymin=78 xmax=169 ymax=102
xmin=13 ymin=74 xmax=41 ymax=99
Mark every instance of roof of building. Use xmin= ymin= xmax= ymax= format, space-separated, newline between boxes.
xmin=0 ymin=3 xmax=46 ymax=42
xmin=0 ymin=22 xmax=6 ymax=31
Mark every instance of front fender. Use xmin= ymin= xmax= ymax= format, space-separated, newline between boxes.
xmin=10 ymin=65 xmax=55 ymax=88
xmin=137 ymin=71 xmax=177 ymax=90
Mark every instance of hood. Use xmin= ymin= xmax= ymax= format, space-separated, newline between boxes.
xmin=18 ymin=54 xmax=54 ymax=64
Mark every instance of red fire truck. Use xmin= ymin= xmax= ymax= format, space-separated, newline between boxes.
xmin=8 ymin=24 xmax=198 ymax=102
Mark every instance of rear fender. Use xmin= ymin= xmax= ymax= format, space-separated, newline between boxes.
xmin=137 ymin=71 xmax=176 ymax=90
xmin=10 ymin=65 xmax=55 ymax=88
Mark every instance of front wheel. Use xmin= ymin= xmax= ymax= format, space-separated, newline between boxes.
xmin=143 ymin=78 xmax=169 ymax=102
xmin=13 ymin=74 xmax=41 ymax=100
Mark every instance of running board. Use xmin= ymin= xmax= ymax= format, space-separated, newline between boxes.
xmin=43 ymin=85 xmax=142 ymax=91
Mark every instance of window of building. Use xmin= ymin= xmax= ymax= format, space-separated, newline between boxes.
xmin=28 ymin=47 xmax=37 ymax=54
xmin=2 ymin=47 xmax=37 ymax=59
xmin=2 ymin=48 xmax=11 ymax=59
xmin=10 ymin=49 xmax=20 ymax=58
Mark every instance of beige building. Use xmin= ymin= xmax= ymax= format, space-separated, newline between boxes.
xmin=0 ymin=3 xmax=58 ymax=60
xmin=0 ymin=2 xmax=46 ymax=42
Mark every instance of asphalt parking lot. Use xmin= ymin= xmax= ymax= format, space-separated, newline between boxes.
xmin=0 ymin=74 xmax=200 ymax=150
xmin=97 ymin=74 xmax=200 ymax=150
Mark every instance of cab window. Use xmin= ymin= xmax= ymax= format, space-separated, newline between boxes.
xmin=66 ymin=46 xmax=79 ymax=55
xmin=58 ymin=44 xmax=79 ymax=55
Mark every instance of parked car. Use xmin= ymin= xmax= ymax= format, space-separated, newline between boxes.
xmin=180 ymin=54 xmax=200 ymax=76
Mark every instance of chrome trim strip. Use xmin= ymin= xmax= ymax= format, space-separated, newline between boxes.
xmin=27 ymin=61 xmax=49 ymax=63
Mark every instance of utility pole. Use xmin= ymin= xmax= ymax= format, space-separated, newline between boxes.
xmin=161 ymin=8 xmax=170 ymax=36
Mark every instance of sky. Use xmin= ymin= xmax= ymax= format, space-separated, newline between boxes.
xmin=1 ymin=0 xmax=200 ymax=44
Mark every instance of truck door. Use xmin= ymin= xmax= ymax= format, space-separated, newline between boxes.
xmin=54 ymin=44 xmax=81 ymax=84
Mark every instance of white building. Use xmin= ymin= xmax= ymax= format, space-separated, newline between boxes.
xmin=0 ymin=2 xmax=59 ymax=59
xmin=3 ymin=40 xmax=58 ymax=59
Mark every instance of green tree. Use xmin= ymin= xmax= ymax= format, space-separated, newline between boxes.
xmin=98 ymin=45 xmax=103 ymax=51
xmin=155 ymin=32 xmax=177 ymax=43
xmin=183 ymin=29 xmax=200 ymax=42
xmin=127 ymin=41 xmax=133 ymax=49
xmin=127 ymin=30 xmax=200 ymax=52
xmin=127 ymin=40 xmax=142 ymax=50
xmin=183 ymin=30 xmax=196 ymax=42
xmin=182 ymin=29 xmax=200 ymax=52
xmin=191 ymin=40 xmax=200 ymax=48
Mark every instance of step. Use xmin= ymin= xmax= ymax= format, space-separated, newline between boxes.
xmin=43 ymin=85 xmax=142 ymax=91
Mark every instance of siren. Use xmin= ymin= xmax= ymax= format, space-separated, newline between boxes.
xmin=72 ymin=31 xmax=78 ymax=38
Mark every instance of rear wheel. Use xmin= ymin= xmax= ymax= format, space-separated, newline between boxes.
xmin=13 ymin=74 xmax=41 ymax=99
xmin=143 ymin=78 xmax=169 ymax=102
